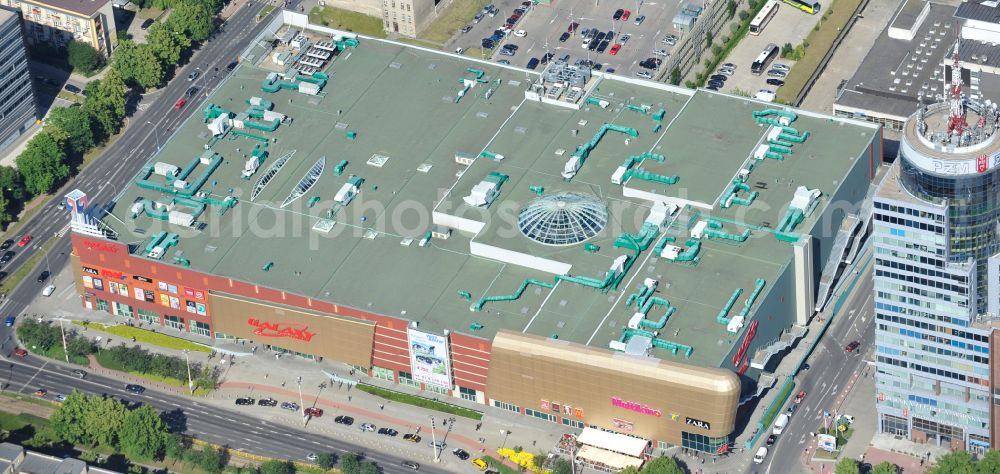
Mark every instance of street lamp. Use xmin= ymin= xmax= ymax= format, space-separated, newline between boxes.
xmin=147 ymin=121 xmax=160 ymax=152
xmin=57 ymin=318 xmax=69 ymax=363
xmin=182 ymin=349 xmax=194 ymax=394
xmin=430 ymin=415 xmax=440 ymax=462
xmin=297 ymin=379 xmax=306 ymax=426
xmin=501 ymin=429 xmax=511 ymax=449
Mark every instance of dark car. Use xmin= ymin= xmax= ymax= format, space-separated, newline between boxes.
xmin=613 ymin=8 xmax=624 ymax=20
xmin=587 ymin=39 xmax=599 ymax=51
xmin=125 ymin=384 xmax=145 ymax=394
xmin=845 ymin=341 xmax=861 ymax=353
xmin=709 ymin=74 xmax=728 ymax=82
xmin=140 ymin=18 xmax=155 ymax=30
xmin=64 ymin=84 xmax=82 ymax=94
xmin=36 ymin=270 xmax=49 ymax=283
xmin=453 ymin=449 xmax=470 ymax=460
xmin=596 ymin=40 xmax=609 ymax=53
xmin=258 ymin=398 xmax=277 ymax=406
xmin=482 ymin=38 xmax=495 ymax=49
xmin=280 ymin=401 xmax=299 ymax=411
xmin=0 ymin=240 xmax=13 ymax=251
xmin=595 ymin=32 xmax=606 ymax=43
xmin=707 ymin=79 xmax=724 ymax=88
xmin=605 ymin=31 xmax=614 ymax=42
xmin=766 ymin=434 xmax=776 ymax=446
xmin=186 ymin=86 xmax=199 ymax=97
xmin=541 ymin=52 xmax=554 ymax=64
xmin=526 ymin=58 xmax=539 ymax=70
xmin=378 ymin=428 xmax=399 ymax=436
xmin=503 ymin=44 xmax=518 ymax=51
xmin=559 ymin=31 xmax=570 ymax=42
xmin=766 ymin=78 xmax=785 ymax=87
xmin=235 ymin=397 xmax=255 ymax=405
xmin=335 ymin=415 xmax=354 ymax=425
xmin=0 ymin=251 xmax=14 ymax=264
xmin=226 ymin=61 xmax=238 ymax=71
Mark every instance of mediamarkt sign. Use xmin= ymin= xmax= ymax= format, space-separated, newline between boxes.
xmin=248 ymin=318 xmax=316 ymax=342
xmin=611 ymin=397 xmax=662 ymax=417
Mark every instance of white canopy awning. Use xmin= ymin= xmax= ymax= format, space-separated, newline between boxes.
xmin=576 ymin=427 xmax=649 ymax=457
xmin=576 ymin=445 xmax=644 ymax=470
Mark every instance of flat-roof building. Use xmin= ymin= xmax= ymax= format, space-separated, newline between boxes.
xmin=0 ymin=0 xmax=116 ymax=56
xmin=67 ymin=11 xmax=880 ymax=456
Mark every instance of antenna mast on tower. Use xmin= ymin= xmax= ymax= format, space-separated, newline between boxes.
xmin=946 ymin=41 xmax=968 ymax=140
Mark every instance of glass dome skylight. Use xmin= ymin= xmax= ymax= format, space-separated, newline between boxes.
xmin=517 ymin=193 xmax=608 ymax=246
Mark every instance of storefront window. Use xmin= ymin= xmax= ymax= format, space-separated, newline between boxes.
xmin=165 ymin=315 xmax=185 ymax=331
xmin=427 ymin=384 xmax=448 ymax=395
xmin=562 ymin=418 xmax=584 ymax=429
xmin=681 ymin=432 xmax=728 ymax=454
xmin=95 ymin=299 xmax=109 ymax=312
xmin=371 ymin=366 xmax=394 ymax=382
xmin=138 ymin=308 xmax=160 ymax=326
xmin=492 ymin=400 xmax=520 ymax=413
xmin=525 ymin=408 xmax=556 ymax=422
xmin=112 ymin=302 xmax=132 ymax=318
xmin=191 ymin=321 xmax=210 ymax=337
xmin=458 ymin=386 xmax=477 ymax=402
xmin=399 ymin=371 xmax=420 ymax=389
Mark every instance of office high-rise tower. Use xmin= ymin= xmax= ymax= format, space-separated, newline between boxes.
xmin=0 ymin=8 xmax=36 ymax=154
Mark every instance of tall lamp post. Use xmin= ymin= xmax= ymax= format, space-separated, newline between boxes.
xmin=430 ymin=416 xmax=440 ymax=462
xmin=57 ymin=318 xmax=69 ymax=363
xmin=297 ymin=379 xmax=306 ymax=426
xmin=182 ymin=349 xmax=194 ymax=394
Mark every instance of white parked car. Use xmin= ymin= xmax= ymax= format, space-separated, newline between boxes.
xmin=514 ymin=29 xmax=527 ymax=37
xmin=454 ymin=47 xmax=465 ymax=54
xmin=755 ymin=89 xmax=776 ymax=102
xmin=654 ymin=49 xmax=669 ymax=57
xmin=636 ymin=70 xmax=652 ymax=79
xmin=772 ymin=63 xmax=790 ymax=71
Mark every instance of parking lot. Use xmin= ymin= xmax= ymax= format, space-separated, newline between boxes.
xmin=712 ymin=3 xmax=822 ymax=97
xmin=446 ymin=0 xmax=525 ymax=58
xmin=457 ymin=0 xmax=687 ymax=77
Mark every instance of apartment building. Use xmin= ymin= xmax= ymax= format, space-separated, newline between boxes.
xmin=380 ymin=0 xmax=452 ymax=38
xmin=0 ymin=0 xmax=116 ymax=56
xmin=0 ymin=8 xmax=36 ymax=153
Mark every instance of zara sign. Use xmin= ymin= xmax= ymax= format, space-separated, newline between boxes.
xmin=685 ymin=417 xmax=711 ymax=430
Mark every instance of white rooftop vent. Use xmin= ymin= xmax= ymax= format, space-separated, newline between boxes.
xmin=367 ymin=154 xmax=389 ymax=167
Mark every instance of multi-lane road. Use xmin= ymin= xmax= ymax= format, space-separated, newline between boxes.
xmin=0 ymin=4 xmax=449 ymax=473
xmin=756 ymin=258 xmax=875 ymax=473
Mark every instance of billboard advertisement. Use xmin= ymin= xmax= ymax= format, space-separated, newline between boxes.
xmin=407 ymin=329 xmax=452 ymax=389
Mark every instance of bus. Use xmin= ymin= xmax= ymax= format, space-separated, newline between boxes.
xmin=751 ymin=43 xmax=779 ymax=75
xmin=749 ymin=0 xmax=779 ymax=35
xmin=781 ymin=0 xmax=820 ymax=14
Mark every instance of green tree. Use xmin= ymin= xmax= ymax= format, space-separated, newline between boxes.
xmin=45 ymin=106 xmax=95 ymax=158
xmin=50 ymin=391 xmax=93 ymax=445
xmin=119 ymin=404 xmax=168 ymax=459
xmin=83 ymin=68 xmax=127 ymax=137
xmin=146 ymin=22 xmax=191 ymax=66
xmin=360 ymin=462 xmax=379 ymax=474
xmin=552 ymin=458 xmax=572 ymax=474
xmin=16 ymin=131 xmax=69 ymax=195
xmin=738 ymin=10 xmax=750 ymax=21
xmin=669 ymin=67 xmax=681 ymax=85
xmin=164 ymin=433 xmax=187 ymax=460
xmin=166 ymin=1 xmax=214 ymax=42
xmin=642 ymin=456 xmax=684 ymax=474
xmin=977 ymin=451 xmax=1000 ymax=474
xmin=85 ymin=396 xmax=127 ymax=448
xmin=0 ymin=165 xmax=25 ymax=202
xmin=872 ymin=461 xmax=898 ymax=474
xmin=258 ymin=460 xmax=295 ymax=474
xmin=65 ymin=335 xmax=93 ymax=358
xmin=781 ymin=42 xmax=794 ymax=58
xmin=67 ymin=41 xmax=102 ymax=74
xmin=340 ymin=453 xmax=360 ymax=474
xmin=316 ymin=452 xmax=336 ymax=470
xmin=620 ymin=467 xmax=641 ymax=474
xmin=727 ymin=0 xmax=737 ymax=18
xmin=198 ymin=445 xmax=225 ymax=473
xmin=112 ymin=40 xmax=164 ymax=89
xmin=835 ymin=459 xmax=859 ymax=474
xmin=705 ymin=31 xmax=713 ymax=48
xmin=929 ymin=452 xmax=975 ymax=474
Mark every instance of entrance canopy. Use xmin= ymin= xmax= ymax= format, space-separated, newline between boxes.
xmin=576 ymin=427 xmax=649 ymax=457
xmin=576 ymin=445 xmax=643 ymax=471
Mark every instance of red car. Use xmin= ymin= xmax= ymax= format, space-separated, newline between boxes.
xmin=17 ymin=235 xmax=31 ymax=247
xmin=609 ymin=43 xmax=622 ymax=55
xmin=621 ymin=10 xmax=631 ymax=21
xmin=13 ymin=348 xmax=26 ymax=357
xmin=304 ymin=407 xmax=323 ymax=417
xmin=794 ymin=390 xmax=806 ymax=404
xmin=174 ymin=99 xmax=187 ymax=110
xmin=845 ymin=341 xmax=860 ymax=353
xmin=567 ymin=22 xmax=579 ymax=33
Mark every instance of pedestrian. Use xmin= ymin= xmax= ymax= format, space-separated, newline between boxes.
xmin=348 ymin=395 xmax=352 ymax=402
xmin=281 ymin=381 xmax=286 ymax=387
xmin=379 ymin=404 xmax=384 ymax=410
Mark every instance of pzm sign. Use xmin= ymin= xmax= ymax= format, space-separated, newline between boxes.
xmin=685 ymin=417 xmax=711 ymax=430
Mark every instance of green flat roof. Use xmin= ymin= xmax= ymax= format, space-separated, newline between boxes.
xmin=102 ymin=30 xmax=878 ymax=368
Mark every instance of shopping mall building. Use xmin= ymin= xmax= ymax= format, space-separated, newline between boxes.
xmin=67 ymin=12 xmax=881 ymax=459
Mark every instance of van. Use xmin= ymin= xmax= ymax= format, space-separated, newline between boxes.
xmin=773 ymin=413 xmax=788 ymax=435
xmin=753 ymin=447 xmax=767 ymax=464
xmin=41 ymin=285 xmax=55 ymax=297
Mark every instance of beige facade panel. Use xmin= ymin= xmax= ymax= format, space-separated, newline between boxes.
xmin=209 ymin=292 xmax=375 ymax=367
xmin=486 ymin=331 xmax=740 ymax=442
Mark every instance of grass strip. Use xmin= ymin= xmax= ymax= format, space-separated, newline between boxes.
xmin=308 ymin=6 xmax=387 ymax=38
xmin=417 ymin=0 xmax=481 ymax=45
xmin=776 ymin=0 xmax=863 ymax=103
xmin=74 ymin=321 xmax=212 ymax=353
xmin=356 ymin=383 xmax=483 ymax=420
